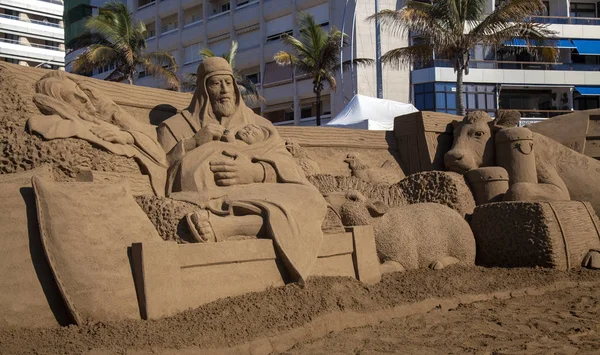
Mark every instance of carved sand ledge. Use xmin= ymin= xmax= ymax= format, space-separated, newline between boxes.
xmin=115 ymin=280 xmax=600 ymax=355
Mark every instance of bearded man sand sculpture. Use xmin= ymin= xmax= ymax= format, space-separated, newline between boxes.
xmin=157 ymin=57 xmax=327 ymax=284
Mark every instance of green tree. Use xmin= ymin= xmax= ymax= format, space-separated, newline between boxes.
xmin=371 ymin=0 xmax=556 ymax=115
xmin=274 ymin=12 xmax=373 ymax=126
xmin=183 ymin=40 xmax=264 ymax=105
xmin=71 ymin=1 xmax=179 ymax=90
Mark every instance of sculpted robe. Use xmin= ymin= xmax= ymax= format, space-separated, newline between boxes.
xmin=157 ymin=58 xmax=326 ymax=284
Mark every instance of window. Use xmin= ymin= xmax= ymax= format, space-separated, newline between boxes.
xmin=237 ymin=1 xmax=249 ymax=6
xmin=98 ymin=62 xmax=116 ymax=74
xmin=414 ymin=82 xmax=496 ymax=114
xmin=146 ymin=22 xmax=156 ymax=38
xmin=160 ymin=20 xmax=178 ymax=34
xmin=570 ymin=3 xmax=596 ymax=18
xmin=266 ymin=30 xmax=293 ymax=42
xmin=246 ymin=72 xmax=260 ymax=84
xmin=4 ymin=58 xmax=18 ymax=64
xmin=220 ymin=2 xmax=231 ymax=12
xmin=300 ymin=106 xmax=312 ymax=119
xmin=184 ymin=43 xmax=202 ymax=64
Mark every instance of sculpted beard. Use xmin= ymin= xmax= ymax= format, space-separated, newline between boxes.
xmin=212 ymin=98 xmax=236 ymax=117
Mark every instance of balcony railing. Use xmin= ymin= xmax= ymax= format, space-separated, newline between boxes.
xmin=425 ymin=59 xmax=600 ymax=72
xmin=38 ymin=0 xmax=63 ymax=5
xmin=0 ymin=13 xmax=61 ymax=28
xmin=498 ymin=109 xmax=572 ymax=119
xmin=529 ymin=16 xmax=600 ymax=26
xmin=0 ymin=37 xmax=64 ymax=51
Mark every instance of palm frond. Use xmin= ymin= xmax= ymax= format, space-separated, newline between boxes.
xmin=199 ymin=47 xmax=216 ymax=58
xmin=380 ymin=44 xmax=434 ymax=69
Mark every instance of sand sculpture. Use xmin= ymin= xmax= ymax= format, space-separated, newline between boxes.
xmin=2 ymin=55 xmax=600 ymax=335
xmin=338 ymin=190 xmax=476 ymax=273
xmin=445 ymin=110 xmax=600 ymax=269
xmin=445 ymin=111 xmax=600 ymax=213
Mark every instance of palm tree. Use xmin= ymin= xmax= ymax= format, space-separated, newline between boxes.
xmin=274 ymin=12 xmax=373 ymax=126
xmin=183 ymin=40 xmax=264 ymax=105
xmin=71 ymin=1 xmax=179 ymax=90
xmin=370 ymin=0 xmax=557 ymax=116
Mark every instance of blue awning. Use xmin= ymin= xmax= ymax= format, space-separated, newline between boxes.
xmin=505 ymin=38 xmax=575 ymax=48
xmin=572 ymin=39 xmax=600 ymax=55
xmin=575 ymin=86 xmax=600 ymax=96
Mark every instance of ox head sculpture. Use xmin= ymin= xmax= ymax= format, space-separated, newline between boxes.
xmin=444 ymin=110 xmax=520 ymax=174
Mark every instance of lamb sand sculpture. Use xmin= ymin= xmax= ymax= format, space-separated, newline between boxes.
xmin=338 ymin=190 xmax=476 ymax=273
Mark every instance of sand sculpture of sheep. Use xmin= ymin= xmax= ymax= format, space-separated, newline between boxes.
xmin=338 ymin=190 xmax=476 ymax=273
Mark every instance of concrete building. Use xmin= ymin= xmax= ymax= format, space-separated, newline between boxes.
xmin=0 ymin=0 xmax=65 ymax=69
xmin=411 ymin=0 xmax=600 ymax=123
xmin=101 ymin=0 xmax=410 ymax=125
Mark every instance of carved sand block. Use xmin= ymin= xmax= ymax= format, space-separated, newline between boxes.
xmin=471 ymin=201 xmax=600 ymax=270
xmin=77 ymin=170 xmax=155 ymax=196
xmin=132 ymin=226 xmax=380 ymax=320
xmin=0 ymin=167 xmax=70 ymax=328
xmin=465 ymin=167 xmax=509 ymax=205
xmin=32 ymin=177 xmax=164 ymax=324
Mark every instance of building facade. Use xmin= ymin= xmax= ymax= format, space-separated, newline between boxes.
xmin=0 ymin=0 xmax=65 ymax=69
xmin=69 ymin=0 xmax=410 ymax=125
xmin=411 ymin=0 xmax=600 ymax=123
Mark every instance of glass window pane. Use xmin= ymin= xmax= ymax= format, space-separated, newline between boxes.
xmin=415 ymin=84 xmax=424 ymax=94
xmin=467 ymin=94 xmax=476 ymax=109
xmin=424 ymin=82 xmax=434 ymax=93
xmin=435 ymin=83 xmax=446 ymax=92
xmin=447 ymin=93 xmax=457 ymax=109
xmin=436 ymin=93 xmax=446 ymax=109
xmin=416 ymin=94 xmax=425 ymax=109
xmin=477 ymin=85 xmax=487 ymax=92
xmin=425 ymin=93 xmax=434 ymax=110
xmin=478 ymin=94 xmax=486 ymax=109
xmin=487 ymin=94 xmax=496 ymax=109
xmin=447 ymin=110 xmax=457 ymax=115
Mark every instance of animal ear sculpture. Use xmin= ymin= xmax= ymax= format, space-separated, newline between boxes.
xmin=451 ymin=119 xmax=462 ymax=130
xmin=491 ymin=110 xmax=521 ymax=130
xmin=367 ymin=200 xmax=388 ymax=217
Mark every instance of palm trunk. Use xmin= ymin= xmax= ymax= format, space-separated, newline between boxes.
xmin=456 ymin=68 xmax=465 ymax=116
xmin=128 ymin=72 xmax=134 ymax=85
xmin=316 ymin=89 xmax=321 ymax=126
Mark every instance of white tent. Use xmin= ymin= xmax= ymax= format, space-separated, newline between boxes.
xmin=325 ymin=94 xmax=418 ymax=130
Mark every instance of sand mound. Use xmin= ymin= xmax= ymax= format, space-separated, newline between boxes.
xmin=0 ymin=267 xmax=598 ymax=354
xmin=135 ymin=195 xmax=201 ymax=243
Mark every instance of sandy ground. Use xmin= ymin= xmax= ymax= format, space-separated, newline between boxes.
xmin=288 ymin=283 xmax=600 ymax=355
xmin=1 ymin=267 xmax=599 ymax=354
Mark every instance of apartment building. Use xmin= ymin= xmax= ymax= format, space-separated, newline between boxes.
xmin=0 ymin=0 xmax=65 ymax=69
xmin=112 ymin=0 xmax=409 ymax=125
xmin=411 ymin=0 xmax=600 ymax=122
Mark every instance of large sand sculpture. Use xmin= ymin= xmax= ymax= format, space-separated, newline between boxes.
xmin=0 ymin=59 xmax=599 ymax=353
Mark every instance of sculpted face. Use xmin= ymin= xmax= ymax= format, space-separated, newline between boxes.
xmin=444 ymin=113 xmax=496 ymax=174
xmin=236 ymin=124 xmax=265 ymax=145
xmin=61 ymin=79 xmax=96 ymax=114
xmin=206 ymin=74 xmax=236 ymax=117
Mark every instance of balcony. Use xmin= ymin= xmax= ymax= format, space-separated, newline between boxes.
xmin=0 ymin=13 xmax=63 ymax=41
xmin=205 ymin=11 xmax=230 ymax=39
xmin=0 ymin=37 xmax=64 ymax=64
xmin=135 ymin=1 xmax=156 ymax=23
xmin=233 ymin=1 xmax=259 ymax=29
xmin=262 ymin=0 xmax=292 ymax=21
xmin=530 ymin=16 xmax=600 ymax=25
xmin=0 ymin=0 xmax=62 ymax=17
xmin=427 ymin=59 xmax=600 ymax=72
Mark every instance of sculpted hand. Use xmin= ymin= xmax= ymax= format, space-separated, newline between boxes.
xmin=194 ymin=124 xmax=226 ymax=146
xmin=90 ymin=124 xmax=134 ymax=145
xmin=210 ymin=151 xmax=264 ymax=186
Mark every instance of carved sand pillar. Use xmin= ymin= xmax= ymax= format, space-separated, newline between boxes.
xmin=495 ymin=127 xmax=537 ymax=186
xmin=465 ymin=166 xmax=509 ymax=205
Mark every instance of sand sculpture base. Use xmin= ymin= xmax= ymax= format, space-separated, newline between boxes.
xmin=471 ymin=201 xmax=600 ymax=269
xmin=132 ymin=226 xmax=380 ymax=319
